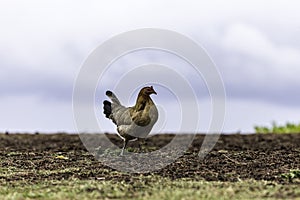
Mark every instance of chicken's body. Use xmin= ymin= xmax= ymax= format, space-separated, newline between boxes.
xmin=103 ymin=86 xmax=158 ymax=155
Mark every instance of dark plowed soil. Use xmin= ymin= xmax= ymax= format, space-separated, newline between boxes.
xmin=0 ymin=133 xmax=299 ymax=184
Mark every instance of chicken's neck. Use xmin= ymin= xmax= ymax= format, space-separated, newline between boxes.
xmin=133 ymin=94 xmax=153 ymax=111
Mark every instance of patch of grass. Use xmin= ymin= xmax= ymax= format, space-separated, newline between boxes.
xmin=0 ymin=177 xmax=300 ymax=200
xmin=281 ymin=169 xmax=300 ymax=182
xmin=254 ymin=121 xmax=300 ymax=134
xmin=1 ymin=134 xmax=299 ymax=199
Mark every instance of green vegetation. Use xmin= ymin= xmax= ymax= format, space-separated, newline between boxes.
xmin=254 ymin=121 xmax=300 ymax=134
xmin=1 ymin=178 xmax=300 ymax=200
xmin=281 ymin=169 xmax=300 ymax=182
xmin=1 ymin=165 xmax=299 ymax=200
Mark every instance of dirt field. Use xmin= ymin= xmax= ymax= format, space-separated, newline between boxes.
xmin=0 ymin=133 xmax=299 ymax=184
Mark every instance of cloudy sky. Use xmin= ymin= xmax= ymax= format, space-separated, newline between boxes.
xmin=1 ymin=0 xmax=300 ymax=133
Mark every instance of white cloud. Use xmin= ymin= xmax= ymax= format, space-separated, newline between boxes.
xmin=214 ymin=23 xmax=300 ymax=105
xmin=224 ymin=98 xmax=300 ymax=133
xmin=222 ymin=23 xmax=300 ymax=76
xmin=222 ymin=23 xmax=273 ymax=59
xmin=0 ymin=95 xmax=74 ymax=133
xmin=1 ymin=0 xmax=300 ymax=132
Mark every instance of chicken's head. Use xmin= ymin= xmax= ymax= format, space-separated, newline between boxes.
xmin=141 ymin=86 xmax=157 ymax=96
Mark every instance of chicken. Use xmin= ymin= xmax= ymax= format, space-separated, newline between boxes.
xmin=103 ymin=86 xmax=158 ymax=155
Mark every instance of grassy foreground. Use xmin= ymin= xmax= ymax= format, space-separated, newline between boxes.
xmin=1 ymin=177 xmax=300 ymax=200
xmin=1 ymin=133 xmax=299 ymax=199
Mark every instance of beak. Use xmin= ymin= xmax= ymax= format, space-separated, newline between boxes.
xmin=150 ymin=86 xmax=157 ymax=95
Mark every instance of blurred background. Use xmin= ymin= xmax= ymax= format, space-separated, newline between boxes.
xmin=1 ymin=0 xmax=300 ymax=133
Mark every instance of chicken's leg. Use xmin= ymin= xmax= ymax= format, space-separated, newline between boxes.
xmin=120 ymin=139 xmax=129 ymax=156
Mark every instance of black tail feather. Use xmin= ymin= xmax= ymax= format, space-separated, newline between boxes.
xmin=103 ymin=100 xmax=112 ymax=118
